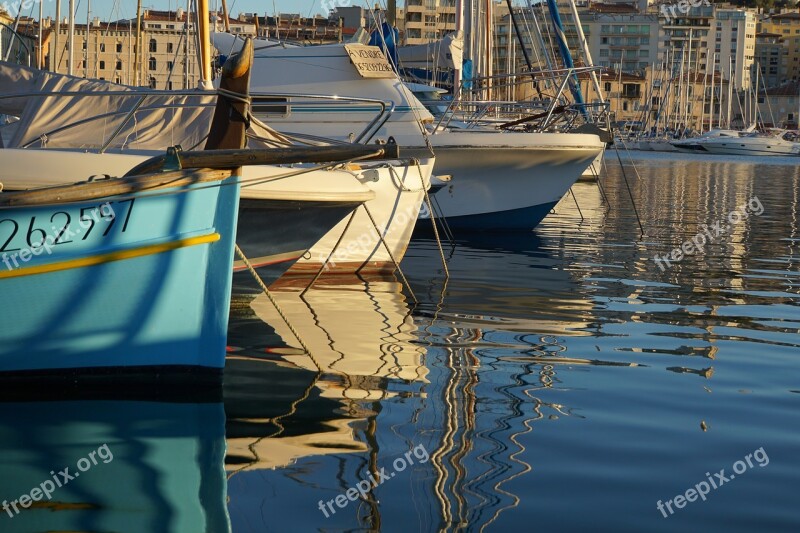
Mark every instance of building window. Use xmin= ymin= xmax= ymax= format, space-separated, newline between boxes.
xmin=599 ymin=49 xmax=609 ymax=57
xmin=116 ymin=60 xmax=122 ymax=70
xmin=100 ymin=44 xmax=105 ymax=52
xmin=604 ymin=82 xmax=612 ymax=92
xmin=149 ymin=39 xmax=157 ymax=53
xmin=167 ymin=61 xmax=173 ymax=70
xmin=149 ymin=76 xmax=157 ymax=88
xmin=149 ymin=57 xmax=156 ymax=70
xmin=167 ymin=42 xmax=174 ymax=54
xmin=99 ymin=60 xmax=105 ymax=69
xmin=116 ymin=43 xmax=123 ymax=53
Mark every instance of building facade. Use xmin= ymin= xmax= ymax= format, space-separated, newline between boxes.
xmin=404 ymin=0 xmax=457 ymax=45
xmin=759 ymin=12 xmax=800 ymax=83
xmin=755 ymin=32 xmax=787 ymax=88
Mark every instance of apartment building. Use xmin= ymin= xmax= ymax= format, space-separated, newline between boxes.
xmin=404 ymin=0 xmax=457 ymax=45
xmin=759 ymin=11 xmax=800 ymax=82
xmin=43 ymin=9 xmax=254 ymax=89
xmin=712 ymin=8 xmax=756 ymax=90
xmin=755 ymin=32 xmax=787 ymax=88
xmin=582 ymin=12 xmax=661 ymax=72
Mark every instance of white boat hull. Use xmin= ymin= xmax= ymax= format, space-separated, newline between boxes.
xmin=413 ymin=132 xmax=603 ymax=230
xmin=286 ymin=159 xmax=432 ymax=275
xmin=697 ymin=139 xmax=800 ymax=156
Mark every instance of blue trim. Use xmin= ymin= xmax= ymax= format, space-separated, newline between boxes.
xmin=420 ymin=201 xmax=559 ymax=232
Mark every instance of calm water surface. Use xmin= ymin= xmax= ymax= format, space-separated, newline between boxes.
xmin=1 ymin=151 xmax=798 ymax=532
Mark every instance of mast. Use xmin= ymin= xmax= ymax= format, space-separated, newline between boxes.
xmin=54 ymin=0 xmax=61 ymax=71
xmin=454 ymin=0 xmax=463 ymax=95
xmin=485 ymin=0 xmax=492 ymax=101
xmin=134 ymin=0 xmax=142 ymax=85
xmin=708 ymin=52 xmax=717 ymax=131
xmin=220 ymin=0 xmax=231 ymax=32
xmin=700 ymin=52 xmax=709 ymax=133
xmin=85 ymin=0 xmax=90 ymax=78
xmin=185 ymin=0 xmax=190 ymax=88
xmin=727 ymin=56 xmax=733 ymax=129
xmin=38 ymin=0 xmax=43 ymax=68
xmin=565 ymin=0 xmax=602 ymax=104
xmin=544 ymin=0 xmax=586 ymax=113
xmin=197 ymin=0 xmax=213 ymax=88
xmin=68 ymin=0 xmax=75 ymax=75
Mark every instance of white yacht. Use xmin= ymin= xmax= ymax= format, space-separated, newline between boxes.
xmin=214 ymin=34 xmax=604 ymax=231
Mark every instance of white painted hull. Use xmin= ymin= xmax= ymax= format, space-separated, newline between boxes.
xmin=220 ymin=37 xmax=603 ymax=230
xmin=0 ymin=149 xmax=429 ymax=277
xmin=697 ymin=138 xmax=800 ymax=156
xmin=286 ymin=159 xmax=432 ymax=275
xmin=580 ymin=149 xmax=605 ymax=178
xmin=413 ymin=132 xmax=603 ymax=229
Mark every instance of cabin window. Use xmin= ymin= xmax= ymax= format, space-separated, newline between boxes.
xmin=252 ymin=97 xmax=289 ymax=117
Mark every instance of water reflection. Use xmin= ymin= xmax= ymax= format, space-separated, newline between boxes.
xmin=2 ymin=155 xmax=798 ymax=532
xmin=0 ymin=391 xmax=229 ymax=533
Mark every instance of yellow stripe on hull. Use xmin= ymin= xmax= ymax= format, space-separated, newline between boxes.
xmin=0 ymin=233 xmax=221 ymax=280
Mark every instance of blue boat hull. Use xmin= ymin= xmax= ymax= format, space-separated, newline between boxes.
xmin=437 ymin=201 xmax=559 ymax=231
xmin=0 ymin=177 xmax=240 ymax=374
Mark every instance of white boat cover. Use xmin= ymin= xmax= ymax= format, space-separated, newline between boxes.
xmin=0 ymin=61 xmax=290 ymax=150
xmin=397 ymin=32 xmax=463 ymax=71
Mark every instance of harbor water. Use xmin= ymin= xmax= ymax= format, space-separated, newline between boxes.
xmin=1 ymin=152 xmax=798 ymax=531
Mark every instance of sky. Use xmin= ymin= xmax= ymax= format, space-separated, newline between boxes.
xmin=15 ymin=1 xmax=343 ymax=21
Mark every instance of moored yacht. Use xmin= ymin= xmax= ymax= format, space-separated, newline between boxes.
xmin=214 ymin=34 xmax=604 ymax=231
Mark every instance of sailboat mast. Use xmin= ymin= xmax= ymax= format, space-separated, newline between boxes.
xmin=566 ymin=0 xmax=602 ymax=103
xmin=197 ymin=0 xmax=213 ymax=88
xmin=134 ymin=0 xmax=142 ymax=85
xmin=220 ymin=0 xmax=231 ymax=32
xmin=710 ymin=53 xmax=715 ymax=129
xmin=68 ymin=0 xmax=75 ymax=75
xmin=485 ymin=0 xmax=493 ymax=101
xmin=454 ymin=0 xmax=463 ymax=94
xmin=54 ymin=0 xmax=61 ymax=71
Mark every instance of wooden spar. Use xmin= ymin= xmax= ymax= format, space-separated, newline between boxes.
xmin=221 ymin=0 xmax=231 ymax=32
xmin=0 ymin=168 xmax=236 ymax=208
xmin=123 ymin=143 xmax=401 ymax=177
xmin=205 ymin=38 xmax=254 ymax=150
xmin=197 ymin=0 xmax=213 ymax=88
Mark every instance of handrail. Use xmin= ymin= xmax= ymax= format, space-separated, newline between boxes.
xmin=0 ymin=89 xmax=397 ymax=150
xmin=427 ymin=65 xmax=611 ymax=133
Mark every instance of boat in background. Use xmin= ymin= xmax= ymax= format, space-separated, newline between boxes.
xmin=696 ymin=129 xmax=800 ymax=156
xmin=214 ymin=34 xmax=603 ymax=232
xmin=0 ymin=45 xmax=418 ymax=277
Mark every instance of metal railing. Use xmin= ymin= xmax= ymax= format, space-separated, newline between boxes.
xmin=428 ymin=66 xmax=610 ymax=133
xmin=0 ymin=88 xmax=397 ymax=152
